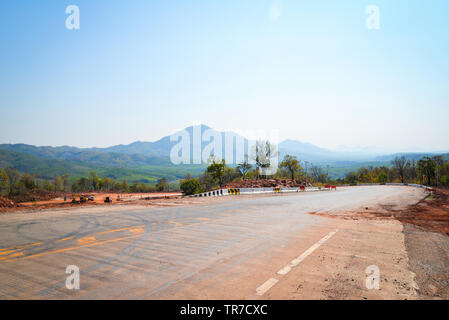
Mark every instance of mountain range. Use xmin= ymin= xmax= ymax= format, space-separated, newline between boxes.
xmin=0 ymin=124 xmax=447 ymax=182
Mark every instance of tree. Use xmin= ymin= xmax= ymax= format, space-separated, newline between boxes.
xmin=90 ymin=171 xmax=100 ymax=191
xmin=156 ymin=177 xmax=168 ymax=192
xmin=20 ymin=174 xmax=36 ymax=190
xmin=392 ymin=156 xmax=407 ymax=183
xmin=61 ymin=174 xmax=70 ymax=192
xmin=5 ymin=167 xmax=20 ymax=195
xmin=180 ymin=178 xmax=202 ymax=195
xmin=279 ymin=155 xmax=300 ymax=180
xmin=53 ymin=175 xmax=63 ymax=191
xmin=101 ymin=177 xmax=115 ymax=191
xmin=377 ymin=171 xmax=388 ymax=184
xmin=0 ymin=168 xmax=9 ymax=196
xmin=198 ymin=171 xmax=216 ymax=191
xmin=72 ymin=177 xmax=90 ymax=192
xmin=122 ymin=178 xmax=130 ymax=192
xmin=345 ymin=171 xmax=358 ymax=185
xmin=223 ymin=167 xmax=239 ymax=184
xmin=206 ymin=159 xmax=226 ymax=187
xmin=310 ymin=165 xmax=327 ymax=183
xmin=236 ymin=157 xmax=252 ymax=180
xmin=184 ymin=173 xmax=192 ymax=180
xmin=418 ymin=157 xmax=436 ymax=186
xmin=433 ymin=155 xmax=444 ymax=187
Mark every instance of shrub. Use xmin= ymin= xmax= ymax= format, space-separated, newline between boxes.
xmin=180 ymin=178 xmax=202 ymax=195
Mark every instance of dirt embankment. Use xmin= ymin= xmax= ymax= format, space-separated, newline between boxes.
xmin=310 ymin=188 xmax=449 ymax=236
xmin=0 ymin=191 xmax=184 ymax=213
xmin=310 ymin=188 xmax=449 ymax=299
xmin=0 ymin=196 xmax=17 ymax=209
xmin=9 ymin=190 xmax=72 ymax=203
xmin=227 ymin=178 xmax=304 ymax=188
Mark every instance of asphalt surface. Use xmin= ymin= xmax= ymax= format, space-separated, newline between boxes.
xmin=0 ymin=186 xmax=425 ymax=299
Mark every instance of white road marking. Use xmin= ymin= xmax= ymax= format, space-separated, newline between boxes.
xmin=277 ymin=229 xmax=338 ymax=276
xmin=255 ymin=229 xmax=339 ymax=296
xmin=256 ymin=278 xmax=279 ymax=296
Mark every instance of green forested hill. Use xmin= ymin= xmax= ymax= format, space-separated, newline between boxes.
xmin=0 ymin=149 xmax=205 ymax=183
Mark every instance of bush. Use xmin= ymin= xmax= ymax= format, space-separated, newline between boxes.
xmin=180 ymin=178 xmax=202 ymax=195
xmin=377 ymin=171 xmax=388 ymax=184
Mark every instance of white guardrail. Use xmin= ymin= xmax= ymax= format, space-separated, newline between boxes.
xmin=188 ymin=182 xmax=433 ymax=198
xmin=190 ymin=186 xmax=334 ymax=197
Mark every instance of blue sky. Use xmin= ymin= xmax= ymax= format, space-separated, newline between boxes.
xmin=1 ymin=0 xmax=448 ymax=151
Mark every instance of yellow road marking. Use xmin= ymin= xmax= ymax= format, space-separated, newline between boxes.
xmin=0 ymin=225 xmax=145 ymax=253
xmin=3 ymin=234 xmax=146 ymax=263
xmin=0 ymin=252 xmax=24 ymax=261
xmin=168 ymin=220 xmax=183 ymax=227
xmin=129 ymin=228 xmax=144 ymax=235
xmin=196 ymin=218 xmax=209 ymax=221
xmin=0 ymin=249 xmax=20 ymax=256
xmin=0 ymin=242 xmax=43 ymax=252
xmin=96 ymin=225 xmax=145 ymax=235
xmin=57 ymin=236 xmax=75 ymax=242
xmin=77 ymin=236 xmax=96 ymax=245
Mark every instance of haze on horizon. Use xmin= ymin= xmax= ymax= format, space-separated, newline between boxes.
xmin=1 ymin=1 xmax=448 ymax=152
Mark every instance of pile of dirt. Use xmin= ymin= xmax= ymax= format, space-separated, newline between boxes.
xmin=9 ymin=190 xmax=71 ymax=203
xmin=0 ymin=196 xmax=16 ymax=208
xmin=226 ymin=178 xmax=303 ymax=188
xmin=393 ymin=188 xmax=449 ymax=235
xmin=311 ymin=188 xmax=449 ymax=236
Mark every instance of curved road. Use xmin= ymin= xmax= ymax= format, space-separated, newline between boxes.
xmin=0 ymin=186 xmax=426 ymax=299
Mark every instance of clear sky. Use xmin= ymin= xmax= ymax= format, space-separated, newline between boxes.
xmin=1 ymin=0 xmax=448 ymax=151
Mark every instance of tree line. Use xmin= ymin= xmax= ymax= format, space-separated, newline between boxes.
xmin=2 ymin=154 xmax=448 ymax=199
xmin=0 ymin=167 xmax=170 ymax=199
xmin=341 ymin=156 xmax=449 ymax=186
xmin=179 ymin=154 xmax=449 ymax=195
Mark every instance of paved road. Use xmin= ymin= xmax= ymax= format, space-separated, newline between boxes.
xmin=0 ymin=186 xmax=425 ymax=299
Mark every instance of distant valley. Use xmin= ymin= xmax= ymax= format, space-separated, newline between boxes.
xmin=0 ymin=124 xmax=447 ymax=183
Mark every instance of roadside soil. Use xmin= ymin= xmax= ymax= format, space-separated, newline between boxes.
xmin=0 ymin=192 xmax=182 ymax=213
xmin=308 ymin=188 xmax=449 ymax=299
xmin=226 ymin=178 xmax=305 ymax=188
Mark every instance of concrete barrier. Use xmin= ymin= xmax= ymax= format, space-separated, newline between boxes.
xmin=188 ymin=182 xmax=431 ymax=198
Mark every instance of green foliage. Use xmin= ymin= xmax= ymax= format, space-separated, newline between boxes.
xmin=206 ymin=159 xmax=226 ymax=187
xmin=5 ymin=167 xmax=20 ymax=195
xmin=377 ymin=171 xmax=388 ymax=184
xmin=180 ymin=178 xmax=202 ymax=195
xmin=0 ymin=168 xmax=8 ymax=196
xmin=418 ymin=157 xmax=436 ymax=186
xmin=90 ymin=171 xmax=101 ymax=191
xmin=156 ymin=177 xmax=168 ymax=191
xmin=441 ymin=175 xmax=449 ymax=186
xmin=122 ymin=178 xmax=130 ymax=192
xmin=279 ymin=155 xmax=301 ymax=180
xmin=236 ymin=157 xmax=252 ymax=180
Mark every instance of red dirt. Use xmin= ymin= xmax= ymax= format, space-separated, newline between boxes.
xmin=311 ymin=188 xmax=449 ymax=235
xmin=227 ymin=178 xmax=303 ymax=188
xmin=9 ymin=190 xmax=72 ymax=203
xmin=1 ymin=192 xmax=183 ymax=213
xmin=0 ymin=196 xmax=16 ymax=209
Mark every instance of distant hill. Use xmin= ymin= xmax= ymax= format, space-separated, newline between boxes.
xmin=0 ymin=149 xmax=204 ymax=183
xmin=374 ymin=152 xmax=443 ymax=161
xmin=1 ymin=124 xmax=447 ymax=182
